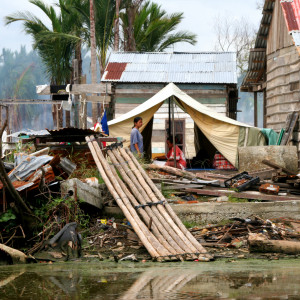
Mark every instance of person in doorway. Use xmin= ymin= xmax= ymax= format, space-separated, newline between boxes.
xmin=156 ymin=136 xmax=186 ymax=169
xmin=130 ymin=117 xmax=143 ymax=156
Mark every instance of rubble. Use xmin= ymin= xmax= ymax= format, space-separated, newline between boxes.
xmin=1 ymin=126 xmax=300 ymax=264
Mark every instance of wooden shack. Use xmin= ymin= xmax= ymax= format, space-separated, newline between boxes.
xmin=102 ymin=52 xmax=238 ymax=159
xmin=241 ymin=0 xmax=300 ymax=154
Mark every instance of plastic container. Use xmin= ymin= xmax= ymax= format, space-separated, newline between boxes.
xmin=224 ymin=171 xmax=260 ymax=192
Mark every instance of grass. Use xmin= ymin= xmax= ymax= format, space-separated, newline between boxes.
xmin=227 ymin=194 xmax=249 ymax=203
xmin=161 ymin=182 xmax=176 ymax=199
xmin=182 ymin=220 xmax=203 ymax=229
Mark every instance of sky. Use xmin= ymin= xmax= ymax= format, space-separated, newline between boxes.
xmin=0 ymin=0 xmax=263 ymax=52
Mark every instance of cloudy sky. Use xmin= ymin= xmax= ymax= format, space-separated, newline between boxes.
xmin=0 ymin=0 xmax=262 ymax=52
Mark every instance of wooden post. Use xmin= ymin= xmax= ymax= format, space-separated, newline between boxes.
xmin=72 ymin=59 xmax=79 ymax=128
xmin=6 ymin=106 xmax=10 ymax=143
xmin=0 ymin=106 xmax=2 ymax=128
xmin=254 ymin=91 xmax=258 ymax=127
xmin=80 ymin=75 xmax=87 ymax=129
xmin=171 ymin=97 xmax=176 ymax=168
xmin=263 ymin=89 xmax=266 ymax=128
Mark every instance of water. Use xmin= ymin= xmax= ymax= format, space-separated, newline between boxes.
xmin=1 ymin=259 xmax=300 ymax=299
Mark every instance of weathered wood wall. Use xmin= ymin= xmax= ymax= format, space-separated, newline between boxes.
xmin=113 ymin=83 xmax=230 ymax=159
xmin=265 ymin=0 xmax=300 ymax=158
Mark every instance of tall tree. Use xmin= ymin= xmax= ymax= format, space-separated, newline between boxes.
xmin=5 ymin=0 xmax=80 ymax=128
xmin=89 ymin=0 xmax=98 ymax=123
xmin=114 ymin=0 xmax=122 ymax=51
xmin=121 ymin=1 xmax=197 ymax=52
xmin=213 ymin=15 xmax=256 ymax=74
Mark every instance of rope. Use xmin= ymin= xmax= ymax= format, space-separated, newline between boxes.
xmin=134 ymin=200 xmax=165 ymax=210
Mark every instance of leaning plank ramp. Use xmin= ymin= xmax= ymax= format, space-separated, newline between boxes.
xmin=86 ymin=135 xmax=211 ymax=261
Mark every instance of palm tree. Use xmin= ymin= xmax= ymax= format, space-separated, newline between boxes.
xmin=121 ymin=1 xmax=197 ymax=52
xmin=5 ymin=0 xmax=81 ymax=128
xmin=5 ymin=0 xmax=79 ymax=85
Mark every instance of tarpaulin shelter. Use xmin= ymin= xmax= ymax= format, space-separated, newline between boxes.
xmin=108 ymin=83 xmax=266 ymax=167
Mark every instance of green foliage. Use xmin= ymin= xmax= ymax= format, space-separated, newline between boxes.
xmin=182 ymin=220 xmax=200 ymax=229
xmin=0 ymin=210 xmax=16 ymax=223
xmin=121 ymin=1 xmax=197 ymax=51
xmin=161 ymin=182 xmax=176 ymax=199
xmin=5 ymin=0 xmax=80 ymax=85
xmin=227 ymin=194 xmax=249 ymax=203
xmin=35 ymin=196 xmax=90 ymax=231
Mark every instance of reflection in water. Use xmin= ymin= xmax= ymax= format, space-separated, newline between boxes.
xmin=0 ymin=260 xmax=300 ymax=299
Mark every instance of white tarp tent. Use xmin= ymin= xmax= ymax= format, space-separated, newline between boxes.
xmin=108 ymin=83 xmax=266 ymax=167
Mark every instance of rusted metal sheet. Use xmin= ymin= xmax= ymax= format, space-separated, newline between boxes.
xmin=281 ymin=0 xmax=300 ymax=32
xmin=103 ymin=62 xmax=127 ymax=80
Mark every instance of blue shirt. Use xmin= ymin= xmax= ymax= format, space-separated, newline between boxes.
xmin=130 ymin=127 xmax=143 ymax=154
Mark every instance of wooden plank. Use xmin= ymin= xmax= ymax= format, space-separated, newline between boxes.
xmin=86 ymin=95 xmax=111 ymax=103
xmin=261 ymin=159 xmax=297 ymax=175
xmin=185 ymin=188 xmax=300 ymax=202
xmin=37 ymin=83 xmax=112 ymax=95
xmin=280 ymin=112 xmax=299 ymax=145
xmin=164 ymin=184 xmax=204 ymax=190
xmin=115 ymin=89 xmax=227 ymax=96
xmin=0 ymin=99 xmax=55 ymax=105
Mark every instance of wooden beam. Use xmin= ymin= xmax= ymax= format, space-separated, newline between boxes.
xmin=0 ymin=99 xmax=55 ymax=105
xmin=258 ymin=35 xmax=268 ymax=40
xmin=250 ymin=48 xmax=266 ymax=52
xmin=115 ymin=88 xmax=227 ymax=95
xmin=86 ymin=95 xmax=111 ymax=103
xmin=254 ymin=91 xmax=258 ymax=127
xmin=185 ymin=187 xmax=300 ymax=202
xmin=37 ymin=83 xmax=112 ymax=95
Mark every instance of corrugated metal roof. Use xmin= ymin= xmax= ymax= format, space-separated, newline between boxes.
xmin=281 ymin=0 xmax=300 ymax=54
xmin=102 ymin=52 xmax=237 ymax=84
xmin=9 ymin=155 xmax=53 ymax=182
xmin=281 ymin=0 xmax=300 ymax=31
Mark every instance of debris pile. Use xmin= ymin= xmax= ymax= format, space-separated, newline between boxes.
xmin=146 ymin=161 xmax=300 ymax=203
xmin=190 ymin=216 xmax=300 ymax=256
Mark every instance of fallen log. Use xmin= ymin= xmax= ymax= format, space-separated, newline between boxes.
xmin=0 ymin=243 xmax=28 ymax=264
xmin=248 ymin=239 xmax=300 ymax=254
xmin=146 ymin=164 xmax=197 ymax=180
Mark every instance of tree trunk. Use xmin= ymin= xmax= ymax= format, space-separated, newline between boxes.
xmin=90 ymin=0 xmax=98 ymax=124
xmin=249 ymin=239 xmax=300 ymax=254
xmin=114 ymin=0 xmax=121 ymax=51
xmin=127 ymin=4 xmax=136 ymax=51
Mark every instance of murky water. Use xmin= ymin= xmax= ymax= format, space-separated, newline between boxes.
xmin=1 ymin=259 xmax=300 ymax=299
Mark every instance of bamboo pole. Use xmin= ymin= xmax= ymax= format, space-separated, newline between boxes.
xmin=126 ymin=148 xmax=211 ymax=257
xmin=108 ymin=149 xmax=183 ymax=256
xmin=146 ymin=164 xmax=197 ymax=180
xmin=108 ymin=162 xmax=177 ymax=257
xmin=119 ymin=148 xmax=199 ymax=255
xmin=112 ymin=148 xmax=194 ymax=256
xmin=85 ymin=136 xmax=163 ymax=259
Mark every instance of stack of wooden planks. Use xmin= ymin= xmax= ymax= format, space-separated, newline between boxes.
xmin=86 ymin=135 xmax=212 ymax=262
